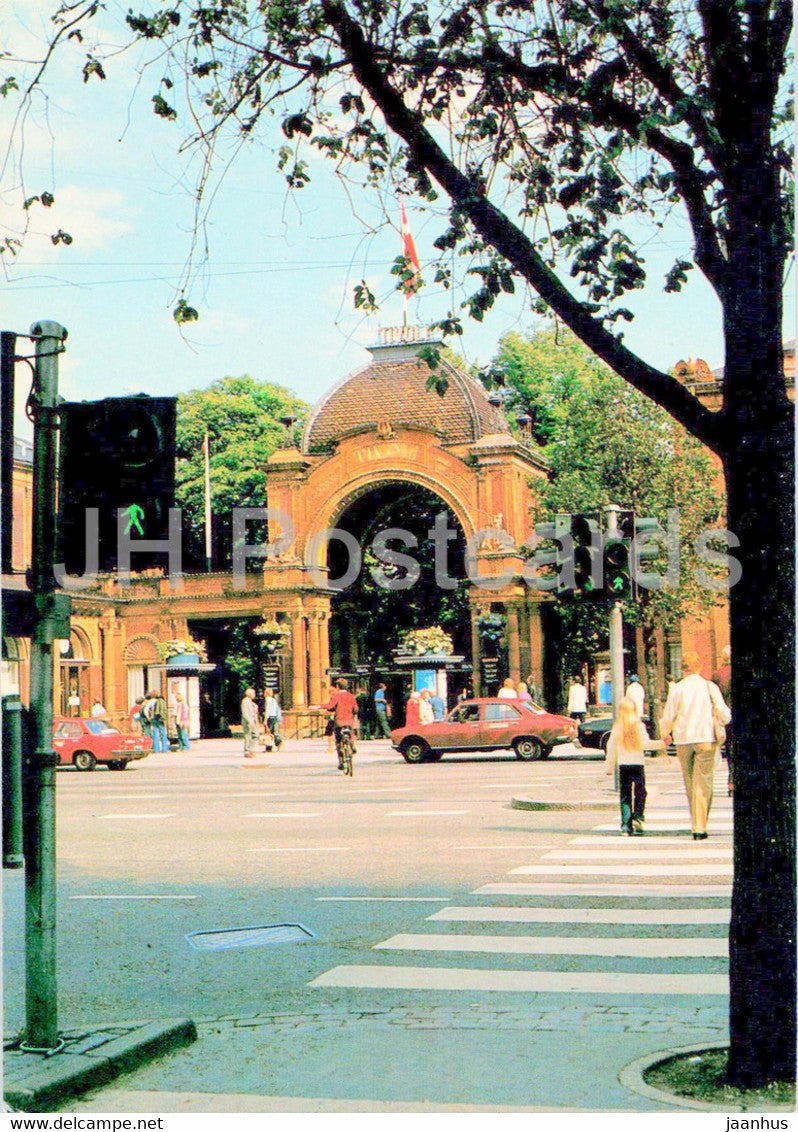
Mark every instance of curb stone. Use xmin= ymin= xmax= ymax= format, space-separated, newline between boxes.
xmin=511 ymin=795 xmax=618 ymax=811
xmin=4 ymin=1018 xmax=197 ymax=1112
xmin=619 ymin=1042 xmax=795 ymax=1113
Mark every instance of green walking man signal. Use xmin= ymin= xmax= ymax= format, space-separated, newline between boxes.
xmin=533 ymin=510 xmax=667 ymax=600
xmin=123 ymin=504 xmax=146 ymax=537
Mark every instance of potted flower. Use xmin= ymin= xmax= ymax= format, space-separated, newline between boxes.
xmin=476 ymin=612 xmax=505 ymax=654
xmin=253 ymin=619 xmax=291 ymax=653
xmin=399 ymin=626 xmax=454 ymax=657
xmin=159 ymin=637 xmax=208 ymax=665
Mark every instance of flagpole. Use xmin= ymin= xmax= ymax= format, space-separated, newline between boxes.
xmin=400 ymin=201 xmax=421 ymax=331
xmin=203 ymin=432 xmax=212 ymax=573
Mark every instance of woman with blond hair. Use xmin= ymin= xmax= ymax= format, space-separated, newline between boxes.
xmin=605 ymin=696 xmax=650 ymax=835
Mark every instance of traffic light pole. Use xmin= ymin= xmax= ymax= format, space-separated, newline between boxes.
xmin=23 ymin=320 xmax=66 ymax=1051
xmin=605 ymin=505 xmax=625 ymax=719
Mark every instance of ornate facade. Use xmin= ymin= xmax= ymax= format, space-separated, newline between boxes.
xmin=8 ymin=328 xmax=789 ymax=734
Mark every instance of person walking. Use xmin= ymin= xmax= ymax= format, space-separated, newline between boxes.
xmin=241 ymin=687 xmax=261 ymax=759
xmin=264 ymin=692 xmax=283 ymax=749
xmin=419 ymin=689 xmax=434 ymax=724
xmin=373 ymin=683 xmax=392 ymax=737
xmin=660 ymin=651 xmax=731 ymax=840
xmin=625 ymin=674 xmax=645 ymax=718
xmin=90 ymin=699 xmax=107 ymax=719
xmin=147 ymin=689 xmax=168 ymax=753
xmin=129 ymin=696 xmax=145 ymax=735
xmin=175 ymin=693 xmax=191 ymax=750
xmin=605 ymin=695 xmax=649 ymax=835
xmin=139 ymin=693 xmax=153 ymax=742
xmin=516 ymin=681 xmax=533 ymax=702
xmin=566 ymin=676 xmax=588 ymax=722
xmin=325 ymin=678 xmax=359 ymax=770
xmin=429 ymin=689 xmax=446 ymax=720
xmin=405 ymin=690 xmax=421 ymax=727
xmin=498 ymin=679 xmax=517 ymax=700
xmin=714 ymin=645 xmax=733 ymax=794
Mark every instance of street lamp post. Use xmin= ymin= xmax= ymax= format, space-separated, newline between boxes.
xmin=604 ymin=504 xmax=625 ymax=719
xmin=24 ymin=320 xmax=67 ymax=1051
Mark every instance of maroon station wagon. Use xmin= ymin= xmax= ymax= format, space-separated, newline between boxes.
xmin=390 ymin=697 xmax=577 ymax=763
xmin=53 ymin=718 xmax=152 ymax=771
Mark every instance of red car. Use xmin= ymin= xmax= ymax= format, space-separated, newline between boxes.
xmin=391 ymin=697 xmax=577 ymax=763
xmin=53 ymin=718 xmax=152 ymax=771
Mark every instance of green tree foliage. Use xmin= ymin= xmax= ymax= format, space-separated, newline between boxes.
xmin=10 ymin=0 xmax=795 ymax=1090
xmin=176 ymin=375 xmax=308 ymax=568
xmin=495 ymin=325 xmax=724 ymax=715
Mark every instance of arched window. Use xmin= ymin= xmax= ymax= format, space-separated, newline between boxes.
xmin=1 ymin=637 xmax=21 ymax=696
xmin=59 ymin=630 xmax=92 ymax=715
xmin=124 ymin=637 xmax=161 ymax=709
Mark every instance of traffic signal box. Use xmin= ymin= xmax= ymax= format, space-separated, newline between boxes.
xmin=58 ymin=396 xmax=177 ymax=575
xmin=571 ymin=513 xmax=603 ymax=598
xmin=604 ymin=509 xmax=634 ymax=601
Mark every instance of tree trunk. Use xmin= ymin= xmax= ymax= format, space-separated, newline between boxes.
xmin=642 ymin=625 xmax=662 ymax=738
xmin=723 ymin=163 xmax=796 ymax=1085
xmin=725 ymin=406 xmax=796 ymax=1086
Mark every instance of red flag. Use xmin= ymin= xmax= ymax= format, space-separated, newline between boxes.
xmin=400 ymin=201 xmax=421 ymax=294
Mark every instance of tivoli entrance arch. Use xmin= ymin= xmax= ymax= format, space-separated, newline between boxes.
xmin=262 ymin=326 xmax=551 ymax=721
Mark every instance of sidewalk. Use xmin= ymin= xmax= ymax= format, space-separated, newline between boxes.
xmin=3 ymin=748 xmax=730 ymax=1113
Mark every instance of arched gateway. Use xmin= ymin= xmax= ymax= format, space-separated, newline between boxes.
xmin=261 ymin=326 xmax=551 ymax=723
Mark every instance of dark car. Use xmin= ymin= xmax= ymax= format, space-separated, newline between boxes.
xmin=576 ymin=714 xmax=615 ymax=751
xmin=577 ymin=713 xmax=658 ymax=752
xmin=390 ymin=697 xmax=577 ymax=763
xmin=53 ymin=718 xmax=152 ymax=771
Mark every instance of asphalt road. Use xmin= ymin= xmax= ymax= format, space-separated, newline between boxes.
xmin=3 ymin=738 xmax=733 ymax=1112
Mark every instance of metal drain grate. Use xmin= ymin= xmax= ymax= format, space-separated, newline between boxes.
xmin=186 ymin=923 xmax=316 ymax=952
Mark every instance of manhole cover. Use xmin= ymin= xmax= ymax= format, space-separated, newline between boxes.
xmin=186 ymin=923 xmax=316 ymax=951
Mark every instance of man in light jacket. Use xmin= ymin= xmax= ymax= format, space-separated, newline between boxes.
xmin=241 ymin=688 xmax=260 ymax=759
xmin=660 ymin=651 xmax=731 ymax=839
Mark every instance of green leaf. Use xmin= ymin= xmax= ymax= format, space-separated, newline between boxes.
xmin=173 ymin=298 xmax=199 ymax=324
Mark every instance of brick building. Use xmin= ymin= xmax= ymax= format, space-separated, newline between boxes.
xmin=4 ymin=329 xmax=791 ymax=735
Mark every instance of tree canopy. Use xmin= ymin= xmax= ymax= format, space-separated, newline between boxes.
xmin=176 ymin=374 xmax=308 ymax=568
xmin=493 ymin=324 xmax=725 ymax=711
xmin=7 ymin=0 xmax=795 ymax=1090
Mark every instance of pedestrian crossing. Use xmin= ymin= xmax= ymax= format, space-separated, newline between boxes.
xmin=309 ymin=768 xmax=733 ymax=1000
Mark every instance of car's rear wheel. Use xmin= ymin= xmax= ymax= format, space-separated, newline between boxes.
xmin=401 ymin=738 xmax=430 ymax=764
xmin=107 ymin=760 xmax=128 ymax=771
xmin=514 ymin=737 xmax=544 ymax=761
xmin=73 ymin=750 xmax=97 ymax=772
xmin=600 ymin=732 xmax=611 ymax=752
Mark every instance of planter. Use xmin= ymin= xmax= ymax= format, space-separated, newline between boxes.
xmin=166 ymin=653 xmax=199 ymax=666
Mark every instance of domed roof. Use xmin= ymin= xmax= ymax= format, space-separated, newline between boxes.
xmin=302 ymin=328 xmax=510 ymax=453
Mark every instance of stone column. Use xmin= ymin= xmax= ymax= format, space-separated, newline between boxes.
xmin=347 ymin=618 xmax=360 ymax=668
xmin=308 ymin=614 xmax=323 ymax=707
xmin=291 ymin=614 xmax=307 ymax=708
xmin=470 ymin=611 xmax=482 ymax=696
xmin=506 ymin=606 xmax=521 ymax=683
xmin=527 ymin=600 xmax=545 ymax=698
xmin=319 ymin=613 xmax=331 ymax=693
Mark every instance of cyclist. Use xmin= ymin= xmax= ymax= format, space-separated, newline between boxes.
xmin=325 ymin=677 xmax=359 ymax=770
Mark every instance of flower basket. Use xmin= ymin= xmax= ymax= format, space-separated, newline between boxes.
xmin=476 ymin=613 xmax=505 ymax=644
xmin=399 ymin=626 xmax=454 ymax=657
xmin=158 ymin=638 xmax=208 ymax=664
xmin=253 ymin=619 xmax=290 ymax=653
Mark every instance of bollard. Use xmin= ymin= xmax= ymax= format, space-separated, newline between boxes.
xmin=2 ymin=694 xmax=25 ymax=868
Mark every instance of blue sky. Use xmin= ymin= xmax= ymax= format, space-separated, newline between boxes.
xmin=3 ymin=1 xmax=794 ymax=438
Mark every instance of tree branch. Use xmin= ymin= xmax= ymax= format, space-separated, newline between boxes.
xmin=769 ymin=0 xmax=794 ymax=73
xmin=320 ymin=0 xmax=725 ymax=454
xmin=586 ymin=0 xmax=725 ymax=172
xmin=481 ymin=44 xmax=729 ymax=299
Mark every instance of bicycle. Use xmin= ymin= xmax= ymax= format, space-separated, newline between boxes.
xmin=337 ymin=725 xmax=355 ymax=777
